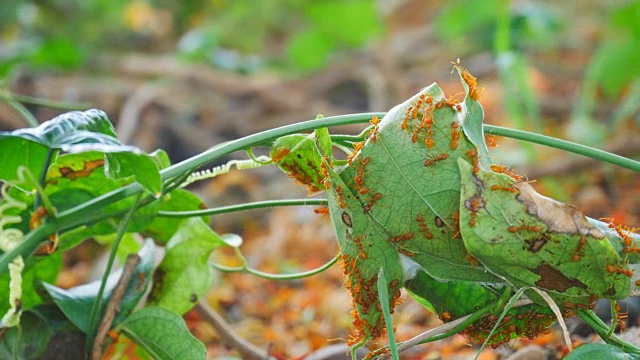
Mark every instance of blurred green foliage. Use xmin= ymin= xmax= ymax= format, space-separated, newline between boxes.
xmin=0 ymin=0 xmax=382 ymax=78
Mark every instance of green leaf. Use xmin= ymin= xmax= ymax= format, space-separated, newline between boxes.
xmin=457 ymin=158 xmax=631 ymax=306
xmin=120 ymin=307 xmax=205 ymax=360
xmin=335 ymin=81 xmax=498 ymax=284
xmin=43 ymin=240 xmax=157 ymax=333
xmin=564 ymin=343 xmax=631 ymax=360
xmin=147 ymin=217 xmax=227 ymax=314
xmin=406 ymin=269 xmax=557 ymax=345
xmin=105 ymin=151 xmax=162 ymax=197
xmin=0 ymin=252 xmax=62 ymax=317
xmin=143 ymin=189 xmax=209 ymax=244
xmin=0 ymin=311 xmax=56 ymax=360
xmin=7 ymin=109 xmax=118 ymax=147
xmin=325 ymin=157 xmax=405 ymax=343
xmin=0 ymin=109 xmax=162 ymax=194
xmin=45 ymin=152 xmax=160 ymax=250
xmin=0 ymin=304 xmax=86 ymax=360
xmin=0 ymin=137 xmax=49 ymax=184
xmin=271 ymin=133 xmax=328 ymax=192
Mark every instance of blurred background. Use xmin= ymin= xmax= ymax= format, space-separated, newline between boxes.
xmin=1 ymin=0 xmax=640 ymax=358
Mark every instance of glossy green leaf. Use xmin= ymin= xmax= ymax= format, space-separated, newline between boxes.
xmin=120 ymin=307 xmax=205 ymax=360
xmin=0 ymin=109 xmax=162 ymax=194
xmin=147 ymin=217 xmax=227 ymax=314
xmin=43 ymin=240 xmax=157 ymax=333
xmin=104 ymin=151 xmax=162 ymax=196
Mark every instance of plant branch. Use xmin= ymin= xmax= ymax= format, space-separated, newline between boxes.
xmin=86 ymin=192 xmax=143 ymax=355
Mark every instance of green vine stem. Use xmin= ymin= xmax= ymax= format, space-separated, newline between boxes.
xmin=86 ymin=192 xmax=143 ymax=354
xmin=0 ymin=91 xmax=91 ymax=110
xmin=577 ymin=308 xmax=640 ymax=354
xmin=211 ymin=251 xmax=339 ymax=281
xmin=483 ymin=125 xmax=640 ymax=173
xmin=158 ymin=199 xmax=328 ymax=218
xmin=2 ymin=112 xmax=640 ymax=274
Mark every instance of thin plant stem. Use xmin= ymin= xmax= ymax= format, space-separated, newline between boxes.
xmin=2 ymin=95 xmax=39 ymax=127
xmin=483 ymin=125 xmax=640 ymax=172
xmin=157 ymin=199 xmax=328 ymax=218
xmin=85 ymin=192 xmax=143 ymax=354
xmin=577 ymin=309 xmax=640 ymax=354
xmin=211 ymin=254 xmax=339 ymax=281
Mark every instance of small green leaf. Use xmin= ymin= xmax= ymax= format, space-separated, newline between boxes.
xmin=271 ymin=133 xmax=328 ymax=192
xmin=147 ymin=217 xmax=227 ymax=314
xmin=105 ymin=151 xmax=162 ymax=196
xmin=564 ymin=343 xmax=631 ymax=360
xmin=120 ymin=307 xmax=205 ymax=360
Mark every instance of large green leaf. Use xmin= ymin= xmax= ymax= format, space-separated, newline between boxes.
xmin=120 ymin=307 xmax=205 ymax=360
xmin=0 ymin=109 xmax=162 ymax=194
xmin=334 ymin=81 xmax=498 ymax=284
xmin=43 ymin=240 xmax=157 ymax=333
xmin=147 ymin=217 xmax=227 ymax=314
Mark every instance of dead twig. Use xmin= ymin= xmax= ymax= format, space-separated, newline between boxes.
xmin=194 ymin=300 xmax=276 ymax=360
xmin=91 ymin=254 xmax=140 ymax=360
